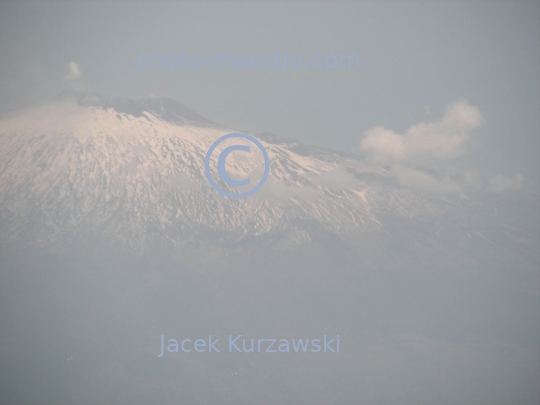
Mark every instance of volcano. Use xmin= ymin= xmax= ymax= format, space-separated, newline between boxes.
xmin=0 ymin=92 xmax=538 ymax=405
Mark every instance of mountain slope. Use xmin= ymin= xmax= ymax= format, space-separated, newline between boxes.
xmin=0 ymin=92 xmax=460 ymax=251
xmin=0 ymin=92 xmax=537 ymax=259
xmin=0 ymin=92 xmax=538 ymax=405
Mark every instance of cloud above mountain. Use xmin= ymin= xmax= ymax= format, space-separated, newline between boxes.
xmin=360 ymin=99 xmax=482 ymax=166
xmin=486 ymin=173 xmax=524 ymax=193
xmin=64 ymin=62 xmax=82 ymax=80
xmin=390 ymin=166 xmax=462 ymax=193
xmin=357 ymin=99 xmax=523 ymax=193
xmin=64 ymin=61 xmax=84 ymax=90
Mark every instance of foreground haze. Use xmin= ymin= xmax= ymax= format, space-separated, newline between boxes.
xmin=0 ymin=92 xmax=538 ymax=404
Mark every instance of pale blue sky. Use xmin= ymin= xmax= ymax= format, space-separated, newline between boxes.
xmin=1 ymin=1 xmax=538 ymax=191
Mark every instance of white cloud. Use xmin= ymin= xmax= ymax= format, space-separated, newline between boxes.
xmin=391 ymin=166 xmax=462 ymax=193
xmin=306 ymin=168 xmax=359 ymax=189
xmin=486 ymin=173 xmax=524 ymax=193
xmin=356 ymin=99 xmax=488 ymax=193
xmin=63 ymin=61 xmax=85 ymax=91
xmin=359 ymin=99 xmax=483 ymax=166
xmin=64 ymin=61 xmax=82 ymax=80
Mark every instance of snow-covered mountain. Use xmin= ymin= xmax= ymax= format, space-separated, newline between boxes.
xmin=0 ymin=91 xmax=536 ymax=259
xmin=1 ymin=92 xmax=539 ymax=405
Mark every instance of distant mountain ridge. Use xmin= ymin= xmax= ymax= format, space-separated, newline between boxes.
xmin=54 ymin=90 xmax=219 ymax=127
xmin=0 ymin=92 xmax=537 ymax=263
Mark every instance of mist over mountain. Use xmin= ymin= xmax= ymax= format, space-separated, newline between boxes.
xmin=0 ymin=92 xmax=538 ymax=404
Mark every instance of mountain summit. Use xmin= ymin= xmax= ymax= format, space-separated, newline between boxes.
xmin=0 ymin=92 xmax=378 ymax=251
xmin=54 ymin=90 xmax=219 ymax=127
xmin=0 ymin=92 xmax=536 ymax=259
xmin=0 ymin=92 xmax=538 ymax=405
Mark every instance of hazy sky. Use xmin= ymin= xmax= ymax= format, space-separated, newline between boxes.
xmin=1 ymin=1 xmax=539 ymax=191
xmin=1 ymin=3 xmax=539 ymax=403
